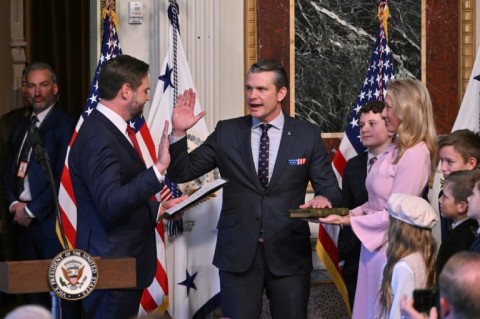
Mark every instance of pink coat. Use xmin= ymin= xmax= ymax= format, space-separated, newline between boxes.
xmin=350 ymin=142 xmax=431 ymax=319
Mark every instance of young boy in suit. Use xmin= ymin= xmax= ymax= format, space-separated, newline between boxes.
xmin=467 ymin=173 xmax=480 ymax=252
xmin=436 ymin=170 xmax=479 ymax=274
xmin=339 ymin=101 xmax=392 ymax=308
xmin=438 ymin=129 xmax=480 ymax=240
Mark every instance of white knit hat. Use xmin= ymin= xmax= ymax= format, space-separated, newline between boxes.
xmin=387 ymin=193 xmax=438 ymax=229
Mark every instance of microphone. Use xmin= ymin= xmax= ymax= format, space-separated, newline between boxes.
xmin=27 ymin=129 xmax=69 ymax=252
xmin=28 ymin=131 xmax=49 ymax=164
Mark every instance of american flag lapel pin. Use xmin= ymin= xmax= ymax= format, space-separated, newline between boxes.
xmin=288 ymin=158 xmax=307 ymax=165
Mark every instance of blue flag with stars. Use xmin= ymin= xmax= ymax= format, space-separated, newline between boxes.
xmin=147 ymin=1 xmax=222 ymax=318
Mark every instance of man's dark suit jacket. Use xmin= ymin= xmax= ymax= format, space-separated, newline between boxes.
xmin=4 ymin=106 xmax=75 ymax=258
xmin=471 ymin=233 xmax=480 ymax=253
xmin=338 ymin=152 xmax=368 ymax=308
xmin=168 ymin=114 xmax=341 ymax=276
xmin=437 ymin=218 xmax=478 ymax=274
xmin=69 ymin=109 xmax=163 ymax=288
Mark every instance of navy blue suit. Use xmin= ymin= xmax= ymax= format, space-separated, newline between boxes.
xmin=69 ymin=109 xmax=163 ymax=319
xmin=3 ymin=105 xmax=76 ymax=309
xmin=4 ymin=106 xmax=75 ymax=257
xmin=338 ymin=152 xmax=368 ymax=309
xmin=437 ymin=218 xmax=478 ymax=274
xmin=471 ymin=232 xmax=480 ymax=253
xmin=168 ymin=114 xmax=341 ymax=318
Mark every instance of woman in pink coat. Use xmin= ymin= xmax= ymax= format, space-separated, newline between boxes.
xmin=319 ymin=79 xmax=438 ymax=318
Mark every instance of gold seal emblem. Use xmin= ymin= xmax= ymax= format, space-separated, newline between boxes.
xmin=48 ymin=249 xmax=98 ymax=300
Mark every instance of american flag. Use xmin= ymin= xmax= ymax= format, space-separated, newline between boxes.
xmin=316 ymin=0 xmax=395 ymax=313
xmin=56 ymin=6 xmax=170 ymax=315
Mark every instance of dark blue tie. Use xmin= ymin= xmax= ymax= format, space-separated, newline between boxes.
xmin=16 ymin=115 xmax=39 ymax=195
xmin=258 ymin=124 xmax=272 ymax=189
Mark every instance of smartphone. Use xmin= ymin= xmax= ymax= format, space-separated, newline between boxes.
xmin=413 ymin=289 xmax=439 ymax=313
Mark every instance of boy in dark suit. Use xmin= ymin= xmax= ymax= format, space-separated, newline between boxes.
xmin=438 ymin=129 xmax=480 ymax=240
xmin=467 ymin=174 xmax=480 ymax=252
xmin=339 ymin=101 xmax=392 ymax=309
xmin=437 ymin=170 xmax=479 ymax=274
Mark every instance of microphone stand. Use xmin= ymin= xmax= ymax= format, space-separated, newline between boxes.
xmin=28 ymin=132 xmax=69 ymax=319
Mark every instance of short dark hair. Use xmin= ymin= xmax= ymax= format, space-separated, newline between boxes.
xmin=439 ymin=129 xmax=480 ymax=167
xmin=99 ymin=55 xmax=149 ymax=101
xmin=247 ymin=59 xmax=289 ymax=90
xmin=24 ymin=62 xmax=57 ymax=84
xmin=444 ymin=170 xmax=480 ymax=203
xmin=359 ymin=101 xmax=385 ymax=115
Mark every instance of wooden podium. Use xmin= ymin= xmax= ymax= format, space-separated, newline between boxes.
xmin=0 ymin=257 xmax=136 ymax=294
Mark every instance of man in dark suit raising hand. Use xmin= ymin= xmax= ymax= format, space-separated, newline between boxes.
xmin=168 ymin=60 xmax=341 ymax=319
xmin=68 ymin=55 xmax=186 ymax=319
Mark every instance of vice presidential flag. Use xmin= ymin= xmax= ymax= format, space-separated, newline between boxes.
xmin=147 ymin=2 xmax=221 ymax=318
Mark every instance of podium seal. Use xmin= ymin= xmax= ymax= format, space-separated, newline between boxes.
xmin=48 ymin=249 xmax=98 ymax=300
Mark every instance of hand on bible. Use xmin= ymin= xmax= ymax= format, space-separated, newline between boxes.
xmin=299 ymin=195 xmax=332 ymax=209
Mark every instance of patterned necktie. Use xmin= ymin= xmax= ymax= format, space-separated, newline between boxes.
xmin=368 ymin=156 xmax=377 ymax=173
xmin=16 ymin=115 xmax=39 ymax=195
xmin=258 ymin=124 xmax=272 ymax=189
xmin=126 ymin=126 xmax=144 ymax=162
xmin=30 ymin=115 xmax=39 ymax=133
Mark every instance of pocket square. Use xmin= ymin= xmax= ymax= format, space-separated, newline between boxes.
xmin=288 ymin=158 xmax=307 ymax=165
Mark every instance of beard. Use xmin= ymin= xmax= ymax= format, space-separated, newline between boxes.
xmin=30 ymin=99 xmax=53 ymax=114
xmin=127 ymin=92 xmax=145 ymax=119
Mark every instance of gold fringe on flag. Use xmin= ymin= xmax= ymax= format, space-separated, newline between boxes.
xmin=102 ymin=6 xmax=119 ymax=31
xmin=378 ymin=1 xmax=390 ymax=41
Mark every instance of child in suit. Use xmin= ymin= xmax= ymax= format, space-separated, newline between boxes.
xmin=436 ymin=170 xmax=479 ymax=274
xmin=467 ymin=174 xmax=480 ymax=252
xmin=378 ymin=193 xmax=438 ymax=319
xmin=339 ymin=101 xmax=392 ymax=309
xmin=438 ymin=129 xmax=480 ymax=240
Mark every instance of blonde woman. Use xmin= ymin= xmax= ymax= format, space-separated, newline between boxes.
xmin=319 ymin=79 xmax=438 ymax=318
xmin=378 ymin=193 xmax=437 ymax=319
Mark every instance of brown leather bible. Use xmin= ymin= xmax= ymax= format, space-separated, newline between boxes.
xmin=288 ymin=208 xmax=350 ymax=218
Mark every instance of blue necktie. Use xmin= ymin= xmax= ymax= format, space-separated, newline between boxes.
xmin=16 ymin=115 xmax=39 ymax=195
xmin=258 ymin=124 xmax=272 ymax=189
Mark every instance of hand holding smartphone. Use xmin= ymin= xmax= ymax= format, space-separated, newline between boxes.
xmin=413 ymin=289 xmax=439 ymax=313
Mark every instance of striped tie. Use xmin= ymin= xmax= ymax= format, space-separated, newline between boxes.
xmin=368 ymin=156 xmax=377 ymax=173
